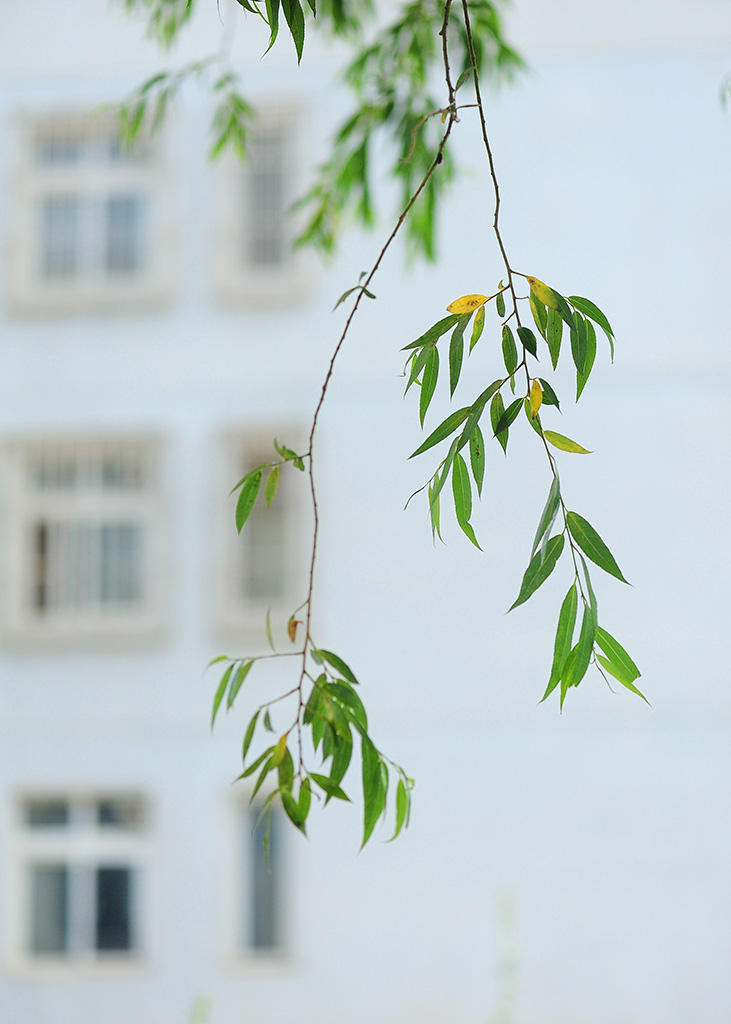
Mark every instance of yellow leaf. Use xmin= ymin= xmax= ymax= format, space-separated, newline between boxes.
xmin=271 ymin=734 xmax=288 ymax=767
xmin=526 ymin=276 xmax=560 ymax=311
xmin=529 ymin=379 xmax=542 ymax=419
xmin=446 ymin=293 xmax=488 ymax=314
xmin=544 ymin=430 xmax=592 ymax=454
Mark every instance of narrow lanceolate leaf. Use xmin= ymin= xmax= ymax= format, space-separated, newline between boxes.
xmin=492 ymin=396 xmax=523 ymax=440
xmin=596 ymin=656 xmax=649 ymax=703
xmin=242 ymin=710 xmax=260 ymax=765
xmin=389 ymin=778 xmax=409 ymax=842
xmin=419 ymin=346 xmax=439 ymax=426
xmin=491 ymin=392 xmax=508 ymax=454
xmin=401 ymin=314 xmax=460 ymax=351
xmin=546 ymin=306 xmax=563 ymax=369
xmin=452 ymin=454 xmax=478 ymax=549
xmin=562 ymin=602 xmax=596 ymax=693
xmin=361 ymin=736 xmax=386 ymax=847
xmin=265 ymin=607 xmax=275 ymax=650
xmin=531 ymin=476 xmax=561 ymax=556
xmin=566 ymin=511 xmax=629 ymax=583
xmin=281 ymin=792 xmax=307 ymax=832
xmin=263 ymin=0 xmax=281 ymax=52
xmin=227 ymin=659 xmax=254 ymax=709
xmin=529 ymin=379 xmax=543 ymax=418
xmin=265 ymin=465 xmax=280 ymax=507
xmin=456 ymin=380 xmax=504 ymax=452
xmin=502 ymin=325 xmax=518 ymax=375
xmin=235 ymin=469 xmax=262 ymax=531
xmin=540 ymin=582 xmax=578 ymax=702
xmin=576 ymin=320 xmax=597 ymax=400
xmin=446 ymin=294 xmax=487 ymax=315
xmin=579 ymin=554 xmax=598 ymax=622
xmin=526 ymin=275 xmax=561 ymax=310
xmin=469 ymin=305 xmax=485 ymax=353
xmin=570 ymin=311 xmax=588 ymax=377
xmin=595 ymin=627 xmax=641 ymax=685
xmin=524 ymin=398 xmax=543 ymax=436
xmin=449 ymin=315 xmax=470 ymax=396
xmin=568 ymin=294 xmax=615 ymax=358
xmin=537 ymin=378 xmax=560 ymax=410
xmin=529 ymin=292 xmax=548 ymax=338
xmin=496 ymin=288 xmax=506 ymax=318
xmin=469 ymin=424 xmax=485 ymax=496
xmin=544 ymin=430 xmax=592 ymax=454
xmin=509 ymin=534 xmax=565 ymax=611
xmin=517 ymin=326 xmax=538 ymax=358
xmin=409 ymin=407 xmax=471 ymax=459
xmin=310 ymin=773 xmax=350 ymax=801
xmin=314 ymin=649 xmax=359 ymax=684
xmin=405 ymin=341 xmax=435 ymax=394
xmin=211 ymin=665 xmax=233 ymax=728
xmin=281 ymin=0 xmax=305 ymax=63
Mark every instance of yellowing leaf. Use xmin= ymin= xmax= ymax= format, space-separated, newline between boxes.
xmin=544 ymin=430 xmax=592 ymax=454
xmin=529 ymin=379 xmax=542 ymax=419
xmin=526 ymin=276 xmax=560 ymax=311
xmin=446 ymin=294 xmax=488 ymax=314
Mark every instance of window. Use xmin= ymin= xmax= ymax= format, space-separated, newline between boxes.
xmin=18 ymin=795 xmax=146 ymax=963
xmin=212 ymin=106 xmax=309 ymax=304
xmin=5 ymin=111 xmax=174 ymax=313
xmin=2 ymin=436 xmax=164 ymax=643
xmin=217 ymin=432 xmax=306 ymax=639
xmin=245 ymin=807 xmax=283 ymax=953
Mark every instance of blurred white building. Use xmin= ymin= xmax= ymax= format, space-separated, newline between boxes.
xmin=1 ymin=2 xmax=731 ymax=1023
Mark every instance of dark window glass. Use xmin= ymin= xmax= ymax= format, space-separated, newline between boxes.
xmin=98 ymin=798 xmax=142 ymax=829
xmin=26 ymin=800 xmax=69 ymax=827
xmin=95 ymin=867 xmax=132 ymax=951
xmin=248 ymin=808 xmax=280 ymax=950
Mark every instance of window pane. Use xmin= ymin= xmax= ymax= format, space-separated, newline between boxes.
xmin=242 ymin=499 xmax=286 ymax=601
xmin=248 ymin=808 xmax=280 ymax=950
xmin=100 ymin=524 xmax=143 ymax=605
xmin=26 ymin=800 xmax=69 ymax=827
xmin=98 ymin=798 xmax=143 ymax=829
xmin=30 ymin=865 xmax=68 ymax=954
xmin=39 ymin=196 xmax=79 ymax=279
xmin=246 ymin=130 xmax=287 ymax=267
xmin=95 ymin=867 xmax=133 ymax=951
xmin=106 ymin=195 xmax=144 ymax=274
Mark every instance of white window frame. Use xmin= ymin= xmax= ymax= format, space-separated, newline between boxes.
xmin=5 ymin=792 xmax=150 ymax=975
xmin=0 ymin=435 xmax=166 ymax=647
xmin=215 ymin=429 xmax=308 ymax=644
xmin=211 ymin=101 xmax=311 ymax=306
xmin=4 ymin=108 xmax=176 ymax=315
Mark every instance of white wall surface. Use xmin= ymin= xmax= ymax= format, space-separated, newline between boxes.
xmin=1 ymin=2 xmax=731 ymax=1023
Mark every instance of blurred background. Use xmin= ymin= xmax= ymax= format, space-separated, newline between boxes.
xmin=1 ymin=1 xmax=731 ymax=1022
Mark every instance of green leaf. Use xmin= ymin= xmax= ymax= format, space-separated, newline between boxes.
xmin=281 ymin=0 xmax=305 ymax=62
xmin=492 ymin=396 xmax=523 ymax=439
xmin=328 ymin=681 xmax=368 ymax=731
xmin=281 ymin=791 xmax=307 ymax=832
xmin=454 ymin=65 xmax=476 ymax=91
xmin=240 ymin=746 xmax=274 ymax=780
xmin=531 ymin=476 xmax=561 ymax=557
xmin=206 ymin=654 xmax=229 ymax=669
xmin=419 ymin=346 xmax=439 ymax=427
xmin=540 ymin=583 xmax=578 ymax=702
xmin=211 ymin=665 xmax=233 ymax=728
xmin=277 ymin=746 xmax=294 ymax=794
xmin=517 ymin=326 xmax=538 ymax=358
xmin=235 ymin=470 xmax=262 ymax=532
xmin=469 ymin=304 xmax=485 ymax=353
xmin=314 ymin=649 xmax=358 ymax=684
xmin=568 ymin=294 xmax=614 ymax=355
xmin=566 ymin=511 xmax=628 ymax=583
xmin=361 ymin=736 xmax=386 ymax=847
xmin=311 ymin=773 xmax=350 ymax=801
xmin=452 ymin=453 xmax=475 ymax=537
xmin=595 ymin=627 xmax=641 ymax=685
xmin=502 ymin=325 xmax=518 ymax=375
xmin=537 ymin=378 xmax=560 ymax=410
xmin=449 ymin=315 xmax=470 ymax=396
xmin=469 ymin=423 xmax=485 ymax=496
xmin=263 ymin=709 xmax=274 ymax=732
xmin=579 ymin=554 xmax=598 ymax=622
xmin=496 ymin=288 xmax=506 ymax=318
xmin=405 ymin=341 xmax=435 ymax=394
xmin=329 ymin=733 xmax=353 ymax=788
xmin=524 ymin=397 xmax=543 ymax=436
xmin=490 ymin=392 xmax=508 ymax=454
xmin=389 ymin=777 xmax=409 ymax=841
xmin=265 ymin=465 xmax=280 ymax=507
xmin=546 ymin=306 xmax=563 ymax=369
xmin=263 ymin=0 xmax=281 ymax=53
xmin=401 ymin=315 xmax=460 ymax=351
xmin=409 ymin=407 xmax=471 ymax=459
xmin=509 ymin=534 xmax=565 ymax=611
xmin=576 ymin=320 xmax=597 ymax=400
xmin=227 ymin=659 xmax=254 ymax=709
xmin=298 ymin=776 xmax=312 ymax=821
xmin=562 ymin=602 xmax=596 ymax=693
xmin=596 ymin=656 xmax=649 ymax=703
xmin=529 ymin=292 xmax=548 ymax=338
xmin=544 ymin=430 xmax=592 ymax=455
xmin=455 ymin=380 xmax=503 ymax=453
xmin=570 ymin=311 xmax=588 ymax=377
xmin=242 ymin=710 xmax=260 ymax=765
xmin=265 ymin=607 xmax=275 ymax=650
